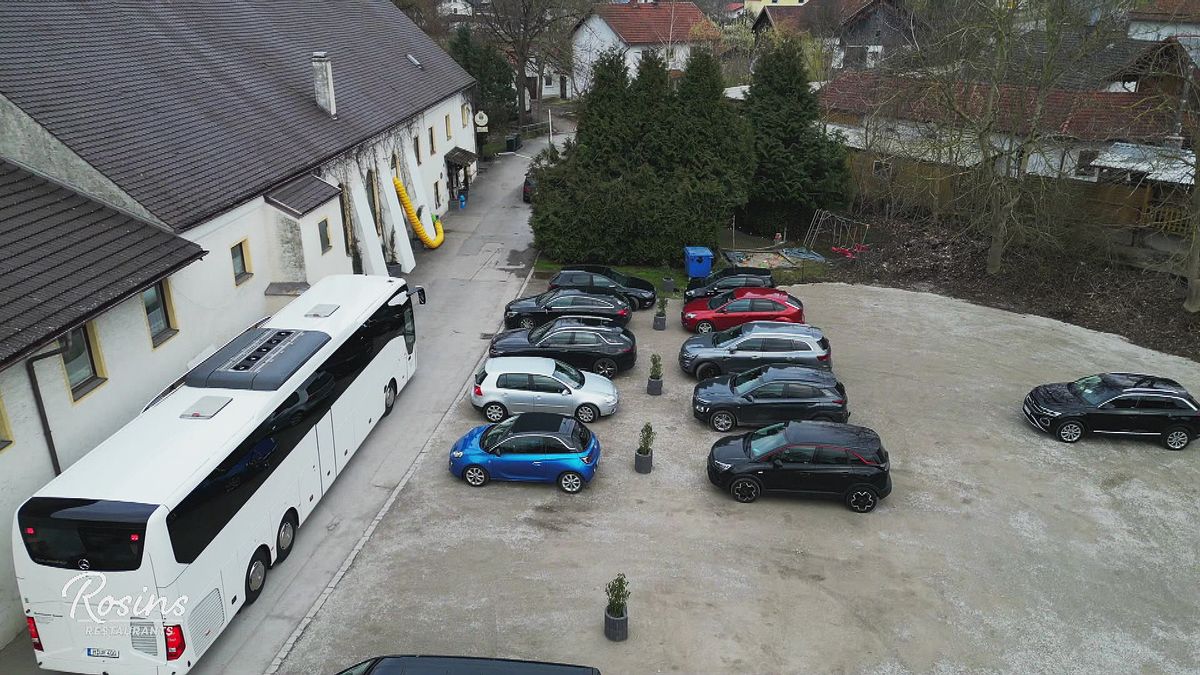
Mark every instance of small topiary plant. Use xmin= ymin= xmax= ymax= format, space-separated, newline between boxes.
xmin=655 ymin=297 xmax=668 ymax=316
xmin=637 ymin=422 xmax=655 ymax=456
xmin=650 ymin=354 xmax=662 ymax=380
xmin=606 ymin=573 xmax=630 ymax=618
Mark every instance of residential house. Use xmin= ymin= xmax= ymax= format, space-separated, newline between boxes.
xmin=743 ymin=0 xmax=809 ymax=19
xmin=0 ymin=0 xmax=476 ymax=648
xmin=572 ymin=0 xmax=719 ymax=93
xmin=751 ymin=0 xmax=918 ymax=72
xmin=1127 ymin=0 xmax=1200 ymax=40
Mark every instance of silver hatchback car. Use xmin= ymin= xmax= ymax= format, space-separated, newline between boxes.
xmin=472 ymin=357 xmax=619 ymax=424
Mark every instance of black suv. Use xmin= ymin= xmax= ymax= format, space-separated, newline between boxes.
xmin=683 ymin=271 xmax=776 ymax=300
xmin=706 ymin=421 xmax=892 ymax=512
xmin=503 ymin=289 xmax=631 ymax=329
xmin=1024 ymin=373 xmax=1199 ymax=450
xmin=693 ymin=365 xmax=848 ymax=431
xmin=489 ymin=318 xmax=636 ymax=378
xmin=549 ymin=267 xmax=657 ymax=309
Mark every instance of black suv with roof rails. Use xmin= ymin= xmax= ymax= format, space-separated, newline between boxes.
xmin=489 ymin=317 xmax=636 ymax=378
xmin=693 ymin=364 xmax=848 ymax=432
xmin=503 ymin=289 xmax=631 ymax=329
xmin=1024 ymin=372 xmax=1200 ymax=450
xmin=707 ymin=421 xmax=892 ymax=512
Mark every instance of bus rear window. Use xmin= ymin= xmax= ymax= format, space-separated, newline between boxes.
xmin=18 ymin=498 xmax=156 ymax=572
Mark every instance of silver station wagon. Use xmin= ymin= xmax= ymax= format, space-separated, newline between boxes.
xmin=471 ymin=357 xmax=619 ymax=424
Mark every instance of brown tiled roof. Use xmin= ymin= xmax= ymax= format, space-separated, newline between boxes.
xmin=1128 ymin=0 xmax=1200 ymax=22
xmin=755 ymin=0 xmax=871 ymax=32
xmin=0 ymin=159 xmax=205 ymax=370
xmin=594 ymin=1 xmax=718 ymax=44
xmin=820 ymin=71 xmax=1180 ymax=142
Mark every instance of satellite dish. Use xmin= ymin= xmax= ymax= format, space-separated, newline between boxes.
xmin=474 ymin=111 xmax=489 ymax=127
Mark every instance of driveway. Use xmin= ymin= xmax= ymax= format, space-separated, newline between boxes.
xmin=279 ymin=282 xmax=1200 ymax=674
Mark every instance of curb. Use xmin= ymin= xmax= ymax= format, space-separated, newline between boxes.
xmin=264 ymin=257 xmax=539 ymax=674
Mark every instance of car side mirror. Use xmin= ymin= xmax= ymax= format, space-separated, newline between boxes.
xmin=772 ymin=458 xmax=783 ymax=468
xmin=561 ymin=389 xmax=571 ymax=396
xmin=415 ymin=286 xmax=427 ymax=305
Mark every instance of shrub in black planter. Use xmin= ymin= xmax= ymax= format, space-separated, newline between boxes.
xmin=635 ymin=422 xmax=654 ymax=474
xmin=604 ymin=573 xmax=630 ymax=641
xmin=647 ymin=354 xmax=663 ymax=395
xmin=653 ymin=297 xmax=667 ymax=330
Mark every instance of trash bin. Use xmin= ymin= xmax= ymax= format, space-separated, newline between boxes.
xmin=505 ymin=133 xmax=522 ymax=152
xmin=684 ymin=246 xmax=714 ymax=279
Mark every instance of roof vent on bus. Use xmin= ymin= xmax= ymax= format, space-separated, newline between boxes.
xmin=305 ymin=304 xmax=340 ymax=318
xmin=184 ymin=328 xmax=331 ymax=391
xmin=181 ymin=396 xmax=233 ymax=420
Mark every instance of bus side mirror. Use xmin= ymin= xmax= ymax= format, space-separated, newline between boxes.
xmin=415 ymin=286 xmax=427 ymax=305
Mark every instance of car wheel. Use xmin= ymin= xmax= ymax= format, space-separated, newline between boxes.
xmin=274 ymin=511 xmax=298 ymax=564
xmin=518 ymin=317 xmax=535 ymax=330
xmin=695 ymin=363 xmax=720 ymax=380
xmin=592 ymin=358 xmax=618 ymax=378
xmin=730 ymin=477 xmax=761 ymax=503
xmin=1163 ymin=426 xmax=1192 ymax=451
xmin=244 ymin=546 xmax=271 ymax=606
xmin=382 ymin=379 xmax=398 ymax=417
xmin=463 ymin=465 xmax=489 ymax=487
xmin=483 ymin=402 xmax=508 ymax=422
xmin=845 ymin=486 xmax=879 ymax=513
xmin=575 ymin=403 xmax=599 ymax=424
xmin=558 ymin=471 xmax=584 ymax=494
xmin=1055 ymin=419 xmax=1085 ymax=443
xmin=710 ymin=410 xmax=736 ymax=432
xmin=696 ymin=320 xmax=715 ymax=333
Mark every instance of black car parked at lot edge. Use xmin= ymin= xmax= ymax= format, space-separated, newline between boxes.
xmin=1024 ymin=372 xmax=1200 ymax=450
xmin=683 ymin=271 xmax=776 ymax=300
xmin=707 ymin=421 xmax=891 ymax=512
xmin=685 ymin=266 xmax=773 ymax=292
xmin=489 ymin=318 xmax=636 ymax=378
xmin=335 ymin=655 xmax=600 ymax=675
xmin=693 ymin=365 xmax=848 ymax=432
xmin=504 ymin=289 xmax=631 ymax=329
xmin=549 ymin=266 xmax=657 ymax=309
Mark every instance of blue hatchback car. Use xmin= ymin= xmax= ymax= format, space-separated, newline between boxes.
xmin=450 ymin=413 xmax=601 ymax=493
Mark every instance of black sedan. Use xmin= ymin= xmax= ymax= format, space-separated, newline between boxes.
xmin=336 ymin=655 xmax=600 ymax=675
xmin=685 ymin=266 xmax=773 ymax=292
xmin=549 ymin=266 xmax=657 ymax=309
xmin=503 ymin=289 xmax=631 ymax=330
xmin=489 ymin=318 xmax=636 ymax=378
xmin=693 ymin=365 xmax=848 ymax=431
xmin=683 ymin=271 xmax=776 ymax=300
xmin=706 ymin=421 xmax=892 ymax=512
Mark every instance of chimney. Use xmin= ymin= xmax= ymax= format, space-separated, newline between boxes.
xmin=312 ymin=51 xmax=337 ymax=118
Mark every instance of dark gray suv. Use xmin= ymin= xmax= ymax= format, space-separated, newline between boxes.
xmin=678 ymin=321 xmax=831 ymax=380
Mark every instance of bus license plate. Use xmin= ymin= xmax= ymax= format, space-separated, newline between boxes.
xmin=87 ymin=648 xmax=119 ymax=658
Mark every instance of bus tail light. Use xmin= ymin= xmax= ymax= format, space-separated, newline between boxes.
xmin=27 ymin=617 xmax=42 ymax=651
xmin=165 ymin=625 xmax=185 ymax=661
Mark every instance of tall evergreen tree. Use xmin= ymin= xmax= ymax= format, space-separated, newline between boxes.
xmin=745 ymin=36 xmax=849 ymax=235
xmin=448 ymin=26 xmax=517 ymax=129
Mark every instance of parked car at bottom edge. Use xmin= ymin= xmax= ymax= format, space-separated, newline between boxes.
xmin=522 ymin=172 xmax=537 ymax=203
xmin=707 ymin=421 xmax=891 ymax=512
xmin=1024 ymin=372 xmax=1200 ymax=450
xmin=503 ymin=289 xmax=631 ymax=329
xmin=683 ymin=270 xmax=776 ymax=301
xmin=490 ymin=317 xmax=636 ymax=378
xmin=693 ymin=364 xmax=848 ymax=432
xmin=549 ymin=266 xmax=657 ymax=309
xmin=450 ymin=412 xmax=601 ymax=493
xmin=679 ymin=321 xmax=831 ymax=380
xmin=335 ymin=655 xmax=600 ymax=675
xmin=681 ymin=287 xmax=803 ymax=333
xmin=685 ymin=265 xmax=774 ymax=292
xmin=472 ymin=356 xmax=619 ymax=424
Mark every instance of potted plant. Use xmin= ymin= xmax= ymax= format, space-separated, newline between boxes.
xmin=604 ymin=573 xmax=630 ymax=641
xmin=653 ymin=297 xmax=668 ymax=331
xmin=662 ymin=276 xmax=675 ymax=294
xmin=635 ymin=422 xmax=654 ymax=473
xmin=646 ymin=354 xmax=663 ymax=395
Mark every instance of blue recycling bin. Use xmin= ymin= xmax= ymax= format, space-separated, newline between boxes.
xmin=684 ymin=246 xmax=714 ymax=279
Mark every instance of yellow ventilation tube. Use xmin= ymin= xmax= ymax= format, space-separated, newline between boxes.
xmin=392 ymin=176 xmax=444 ymax=249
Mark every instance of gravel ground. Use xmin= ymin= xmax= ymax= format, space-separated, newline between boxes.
xmin=280 ymin=283 xmax=1200 ymax=675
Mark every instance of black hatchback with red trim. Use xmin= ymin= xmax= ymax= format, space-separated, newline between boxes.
xmin=706 ymin=420 xmax=891 ymax=512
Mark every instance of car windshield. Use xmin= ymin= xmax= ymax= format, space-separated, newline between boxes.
xmin=482 ymin=417 xmax=518 ymax=449
xmin=712 ymin=325 xmax=745 ymax=346
xmin=528 ymin=323 xmax=552 ymax=341
xmin=1069 ymin=375 xmax=1122 ymax=406
xmin=708 ymin=291 xmax=733 ymax=310
xmin=746 ymin=423 xmax=789 ymax=460
xmin=554 ymin=361 xmax=584 ymax=388
xmin=731 ymin=368 xmax=764 ymax=395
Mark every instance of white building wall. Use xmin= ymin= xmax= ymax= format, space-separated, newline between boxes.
xmin=572 ymin=15 xmax=697 ymax=95
xmin=1128 ymin=19 xmax=1200 ymax=40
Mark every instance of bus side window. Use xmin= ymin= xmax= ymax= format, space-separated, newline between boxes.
xmin=402 ymin=301 xmax=415 ymax=354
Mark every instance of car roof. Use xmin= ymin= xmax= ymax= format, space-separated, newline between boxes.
xmin=731 ymin=287 xmax=787 ymax=299
xmin=740 ymin=321 xmax=824 ymax=338
xmin=758 ymin=364 xmax=839 ymax=385
xmin=484 ymin=357 xmax=558 ymax=376
xmin=363 ymin=655 xmax=600 ymax=675
xmin=509 ymin=412 xmax=578 ymax=436
xmin=1105 ymin=372 xmax=1190 ymax=395
xmin=546 ymin=288 xmax=624 ymax=303
xmin=784 ymin=421 xmax=880 ymax=448
xmin=544 ymin=317 xmax=624 ymax=332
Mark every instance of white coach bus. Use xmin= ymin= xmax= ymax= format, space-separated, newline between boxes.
xmin=12 ymin=274 xmax=424 ymax=674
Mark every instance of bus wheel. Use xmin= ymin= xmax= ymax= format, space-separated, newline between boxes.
xmin=382 ymin=379 xmax=398 ymax=417
xmin=244 ymin=547 xmax=270 ymax=606
xmin=274 ymin=511 xmax=298 ymax=565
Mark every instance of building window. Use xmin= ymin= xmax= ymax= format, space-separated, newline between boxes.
xmin=462 ymin=104 xmax=470 ymax=128
xmin=365 ymin=169 xmax=382 ymax=235
xmin=872 ymin=160 xmax=893 ymax=179
xmin=429 ymin=126 xmax=437 ymax=155
xmin=142 ymin=281 xmax=177 ymax=346
xmin=434 ymin=180 xmax=442 ymax=209
xmin=231 ymin=240 xmax=252 ymax=285
xmin=318 ymin=218 xmax=332 ymax=253
xmin=61 ymin=324 xmax=105 ymax=400
xmin=390 ymin=153 xmax=399 ymax=177
xmin=0 ymin=394 xmax=12 ymax=451
xmin=445 ymin=114 xmax=452 ymax=141
xmin=414 ymin=135 xmax=422 ymax=164
xmin=544 ymin=73 xmax=552 ymax=86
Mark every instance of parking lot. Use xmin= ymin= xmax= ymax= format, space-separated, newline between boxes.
xmin=281 ymin=281 xmax=1200 ymax=674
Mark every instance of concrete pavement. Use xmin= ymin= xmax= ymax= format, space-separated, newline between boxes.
xmin=0 ymin=127 xmax=560 ymax=674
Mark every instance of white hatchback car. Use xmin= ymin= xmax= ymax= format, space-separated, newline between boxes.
xmin=472 ymin=357 xmax=619 ymax=424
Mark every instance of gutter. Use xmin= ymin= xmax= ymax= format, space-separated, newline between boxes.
xmin=24 ymin=341 xmax=70 ymax=476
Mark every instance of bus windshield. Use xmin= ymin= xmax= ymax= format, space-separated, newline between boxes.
xmin=18 ymin=498 xmax=156 ymax=572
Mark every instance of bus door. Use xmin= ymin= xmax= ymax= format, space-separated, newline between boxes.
xmin=314 ymin=412 xmax=337 ymax=496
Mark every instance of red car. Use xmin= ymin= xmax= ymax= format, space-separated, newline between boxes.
xmin=681 ymin=287 xmax=805 ymax=333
